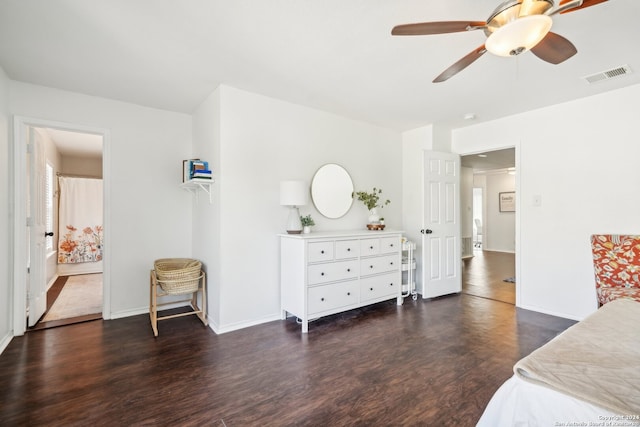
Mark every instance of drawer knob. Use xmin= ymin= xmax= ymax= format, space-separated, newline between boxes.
xmin=321 ymin=297 xmax=325 ymax=301
xmin=347 ymin=248 xmax=351 ymax=251
xmin=321 ymin=250 xmax=325 ymax=254
xmin=370 ymin=287 xmax=373 ymax=291
xmin=369 ymin=265 xmax=374 ymax=269
xmin=347 ymin=268 xmax=351 ymax=272
xmin=390 ymin=262 xmax=394 ymax=265
xmin=390 ymin=243 xmax=394 ymax=247
xmin=321 ymin=272 xmax=325 ymax=276
xmin=370 ymin=246 xmax=374 ymax=249
xmin=347 ymin=292 xmax=351 ymax=296
xmin=389 ymin=282 xmax=394 ymax=287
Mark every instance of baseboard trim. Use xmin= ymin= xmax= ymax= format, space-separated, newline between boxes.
xmin=0 ymin=332 xmax=13 ymax=356
xmin=209 ymin=313 xmax=281 ymax=335
xmin=46 ymin=274 xmax=59 ymax=291
xmin=482 ymin=248 xmax=516 ymax=254
xmin=109 ymin=302 xmax=190 ymax=320
xmin=516 ymin=303 xmax=584 ymax=322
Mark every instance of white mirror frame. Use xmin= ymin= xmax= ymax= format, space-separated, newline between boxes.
xmin=311 ymin=163 xmax=354 ymax=219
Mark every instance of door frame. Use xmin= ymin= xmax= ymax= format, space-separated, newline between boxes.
xmin=458 ymin=143 xmax=521 ymax=306
xmin=12 ymin=116 xmax=111 ymax=335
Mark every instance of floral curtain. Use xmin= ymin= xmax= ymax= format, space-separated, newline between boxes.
xmin=57 ymin=177 xmax=103 ymax=264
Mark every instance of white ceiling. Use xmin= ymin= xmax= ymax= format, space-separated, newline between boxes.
xmin=44 ymin=128 xmax=103 ymax=158
xmin=1 ymin=0 xmax=638 ymax=134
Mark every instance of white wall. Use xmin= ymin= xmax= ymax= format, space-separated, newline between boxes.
xmin=194 ymin=85 xmax=403 ymax=333
xmin=37 ymin=128 xmax=62 ymax=288
xmin=9 ymin=82 xmax=193 ymax=319
xmin=62 ymin=155 xmax=102 ymax=177
xmin=452 ymin=82 xmax=640 ymax=320
xmin=6 ymin=74 xmax=637 ymax=339
xmin=460 ymin=167 xmax=474 ymax=242
xmin=484 ymin=172 xmax=515 ymax=253
xmin=0 ymin=67 xmax=11 ymax=352
xmin=191 ymin=87 xmax=222 ymax=329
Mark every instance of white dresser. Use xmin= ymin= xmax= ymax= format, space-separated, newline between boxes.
xmin=280 ymin=230 xmax=403 ymax=333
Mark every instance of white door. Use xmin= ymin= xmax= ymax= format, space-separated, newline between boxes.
xmin=27 ymin=127 xmax=47 ymax=326
xmin=421 ymin=151 xmax=461 ymax=298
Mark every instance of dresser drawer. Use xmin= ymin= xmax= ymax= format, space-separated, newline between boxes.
xmin=308 ymin=260 xmax=359 ymax=285
xmin=360 ymin=238 xmax=380 ymax=256
xmin=360 ymin=254 xmax=399 ymax=276
xmin=308 ymin=241 xmax=334 ymax=263
xmin=335 ymin=240 xmax=359 ymax=259
xmin=360 ymin=272 xmax=399 ymax=302
xmin=380 ymin=236 xmax=400 ymax=254
xmin=308 ymin=280 xmax=359 ymax=315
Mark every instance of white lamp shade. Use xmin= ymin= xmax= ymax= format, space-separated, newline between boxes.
xmin=485 ymin=15 xmax=552 ymax=57
xmin=280 ymin=180 xmax=308 ymax=206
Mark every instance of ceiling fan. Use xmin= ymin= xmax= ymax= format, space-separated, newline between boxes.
xmin=391 ymin=0 xmax=609 ymax=82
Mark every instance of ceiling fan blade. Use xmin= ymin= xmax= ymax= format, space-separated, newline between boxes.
xmin=530 ymin=32 xmax=577 ymax=64
xmin=391 ymin=21 xmax=486 ymax=36
xmin=554 ymin=0 xmax=608 ymax=15
xmin=433 ymin=45 xmax=487 ymax=83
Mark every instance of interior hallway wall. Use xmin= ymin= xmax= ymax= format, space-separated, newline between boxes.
xmin=453 ymin=82 xmax=640 ymax=320
xmin=484 ymin=172 xmax=516 ymax=253
xmin=193 ymin=84 xmax=403 ymax=333
xmin=37 ymin=128 xmax=62 ymax=288
xmin=62 ymin=155 xmax=102 ymax=177
xmin=461 ymin=166 xmax=474 ymax=257
xmin=0 ymin=66 xmax=11 ymax=352
xmin=9 ymin=81 xmax=193 ymax=319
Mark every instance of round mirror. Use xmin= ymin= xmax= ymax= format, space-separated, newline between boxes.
xmin=311 ymin=164 xmax=354 ymax=219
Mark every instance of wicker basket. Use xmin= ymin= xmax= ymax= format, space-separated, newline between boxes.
xmin=154 ymin=258 xmax=202 ymax=295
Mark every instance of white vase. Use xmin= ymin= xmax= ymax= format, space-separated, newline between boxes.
xmin=368 ymin=208 xmax=380 ymax=224
xmin=303 ymin=225 xmax=311 ymax=234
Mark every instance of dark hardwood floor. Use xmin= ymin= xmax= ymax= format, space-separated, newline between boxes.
xmin=0 ymin=291 xmax=575 ymax=426
xmin=463 ymin=250 xmax=515 ymax=305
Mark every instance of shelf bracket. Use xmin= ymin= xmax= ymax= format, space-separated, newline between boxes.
xmin=180 ymin=180 xmax=214 ymax=204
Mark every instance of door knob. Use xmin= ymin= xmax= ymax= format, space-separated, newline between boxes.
xmin=44 ymin=231 xmax=54 ymax=237
xmin=420 ymin=229 xmax=433 ymax=234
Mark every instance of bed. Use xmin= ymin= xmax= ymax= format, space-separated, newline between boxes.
xmin=477 ymin=298 xmax=640 ymax=426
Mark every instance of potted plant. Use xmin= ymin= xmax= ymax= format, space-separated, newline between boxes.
xmin=300 ymin=214 xmax=315 ymax=234
xmin=379 ymin=217 xmax=385 ymax=226
xmin=353 ymin=187 xmax=390 ymax=223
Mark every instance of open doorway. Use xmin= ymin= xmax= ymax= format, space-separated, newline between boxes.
xmin=13 ymin=116 xmax=109 ymax=335
xmin=32 ymin=128 xmax=104 ymax=329
xmin=460 ymin=148 xmax=516 ymax=305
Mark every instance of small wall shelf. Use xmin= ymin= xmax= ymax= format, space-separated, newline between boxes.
xmin=180 ymin=179 xmax=215 ymax=204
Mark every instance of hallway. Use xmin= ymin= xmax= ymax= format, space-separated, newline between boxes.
xmin=462 ymin=250 xmax=515 ymax=304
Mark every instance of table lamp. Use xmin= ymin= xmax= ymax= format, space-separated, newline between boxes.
xmin=280 ymin=180 xmax=308 ymax=234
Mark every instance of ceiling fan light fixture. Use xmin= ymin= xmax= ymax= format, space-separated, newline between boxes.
xmin=485 ymin=14 xmax=552 ymax=57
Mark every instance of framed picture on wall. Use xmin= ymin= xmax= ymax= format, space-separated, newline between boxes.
xmin=499 ymin=192 xmax=515 ymax=212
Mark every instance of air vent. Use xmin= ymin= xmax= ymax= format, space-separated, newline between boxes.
xmin=583 ymin=65 xmax=632 ymax=84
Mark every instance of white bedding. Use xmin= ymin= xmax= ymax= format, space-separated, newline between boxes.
xmin=476 ymin=375 xmax=633 ymax=426
xmin=477 ymin=299 xmax=640 ymax=426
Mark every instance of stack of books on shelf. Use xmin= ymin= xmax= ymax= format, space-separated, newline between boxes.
xmin=183 ymin=159 xmax=213 ymax=183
